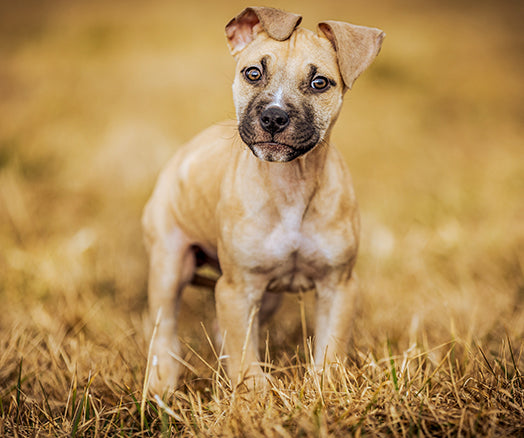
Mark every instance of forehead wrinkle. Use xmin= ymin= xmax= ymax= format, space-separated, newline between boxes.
xmin=272 ymin=38 xmax=307 ymax=86
xmin=239 ymin=28 xmax=341 ymax=87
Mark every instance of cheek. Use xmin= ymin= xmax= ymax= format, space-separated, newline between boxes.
xmin=232 ymin=78 xmax=242 ymax=118
xmin=232 ymin=78 xmax=255 ymax=120
xmin=329 ymin=95 xmax=344 ymax=121
xmin=314 ymin=94 xmax=343 ymax=129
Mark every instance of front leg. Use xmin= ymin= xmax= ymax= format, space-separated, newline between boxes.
xmin=314 ymin=273 xmax=359 ymax=370
xmin=146 ymin=229 xmax=195 ymax=396
xmin=215 ymin=276 xmax=267 ymax=388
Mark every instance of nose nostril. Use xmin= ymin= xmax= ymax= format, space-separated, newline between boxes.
xmin=259 ymin=107 xmax=290 ymax=134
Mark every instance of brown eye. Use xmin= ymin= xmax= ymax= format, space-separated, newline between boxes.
xmin=244 ymin=67 xmax=262 ymax=82
xmin=311 ymin=76 xmax=329 ymax=90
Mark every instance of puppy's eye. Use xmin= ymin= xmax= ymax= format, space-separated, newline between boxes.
xmin=244 ymin=67 xmax=262 ymax=82
xmin=311 ymin=76 xmax=329 ymax=91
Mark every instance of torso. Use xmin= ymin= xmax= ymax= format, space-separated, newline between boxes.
xmin=149 ymin=122 xmax=359 ymax=294
xmin=216 ymin=137 xmax=359 ymax=293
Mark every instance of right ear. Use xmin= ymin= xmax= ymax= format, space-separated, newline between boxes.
xmin=225 ymin=7 xmax=302 ymax=56
xmin=318 ymin=21 xmax=385 ymax=90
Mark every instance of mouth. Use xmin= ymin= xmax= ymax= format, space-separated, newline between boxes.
xmin=248 ymin=141 xmax=302 ymax=162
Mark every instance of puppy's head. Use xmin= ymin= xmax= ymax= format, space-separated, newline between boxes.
xmin=226 ymin=7 xmax=385 ymax=162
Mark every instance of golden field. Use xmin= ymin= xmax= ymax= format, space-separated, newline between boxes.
xmin=0 ymin=0 xmax=522 ymax=436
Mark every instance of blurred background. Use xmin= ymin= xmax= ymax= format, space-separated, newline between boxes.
xmin=0 ymin=0 xmax=522 ymax=388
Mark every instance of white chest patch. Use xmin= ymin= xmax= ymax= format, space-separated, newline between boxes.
xmin=233 ymin=202 xmax=332 ymax=293
xmin=261 ymin=220 xmax=318 ymax=293
xmin=264 ymin=205 xmax=304 ymax=258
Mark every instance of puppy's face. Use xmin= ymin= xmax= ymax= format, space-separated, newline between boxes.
xmin=232 ymin=28 xmax=345 ymax=162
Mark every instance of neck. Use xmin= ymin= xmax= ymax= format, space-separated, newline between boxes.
xmin=256 ymin=136 xmax=331 ymax=206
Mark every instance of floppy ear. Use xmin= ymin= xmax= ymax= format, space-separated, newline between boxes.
xmin=318 ymin=21 xmax=385 ymax=90
xmin=226 ymin=7 xmax=302 ymax=56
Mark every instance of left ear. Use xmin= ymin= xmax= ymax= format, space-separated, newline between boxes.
xmin=318 ymin=21 xmax=385 ymax=90
xmin=226 ymin=7 xmax=302 ymax=56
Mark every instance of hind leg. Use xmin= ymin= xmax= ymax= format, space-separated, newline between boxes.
xmin=146 ymin=227 xmax=195 ymax=396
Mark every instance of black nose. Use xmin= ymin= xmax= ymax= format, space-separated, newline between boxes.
xmin=260 ymin=107 xmax=290 ymax=135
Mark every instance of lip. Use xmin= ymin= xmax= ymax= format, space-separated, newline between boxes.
xmin=252 ymin=141 xmax=297 ymax=151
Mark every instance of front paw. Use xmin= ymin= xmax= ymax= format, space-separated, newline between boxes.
xmin=308 ymin=359 xmax=345 ymax=385
xmin=146 ymin=342 xmax=181 ymax=397
xmin=236 ymin=365 xmax=273 ymax=392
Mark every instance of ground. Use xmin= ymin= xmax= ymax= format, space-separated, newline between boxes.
xmin=0 ymin=0 xmax=523 ymax=436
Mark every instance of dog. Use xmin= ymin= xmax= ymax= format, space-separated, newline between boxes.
xmin=142 ymin=7 xmax=384 ymax=394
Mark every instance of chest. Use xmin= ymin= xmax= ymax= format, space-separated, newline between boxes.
xmin=225 ymin=200 xmax=357 ymax=288
xmin=217 ymin=150 xmax=359 ymax=291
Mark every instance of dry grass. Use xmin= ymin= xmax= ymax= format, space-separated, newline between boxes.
xmin=0 ymin=0 xmax=523 ymax=436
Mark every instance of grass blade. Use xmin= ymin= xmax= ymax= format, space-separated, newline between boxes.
xmin=387 ymin=339 xmax=399 ymax=392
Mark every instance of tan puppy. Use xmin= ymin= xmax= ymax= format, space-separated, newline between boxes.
xmin=142 ymin=7 xmax=384 ymax=394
